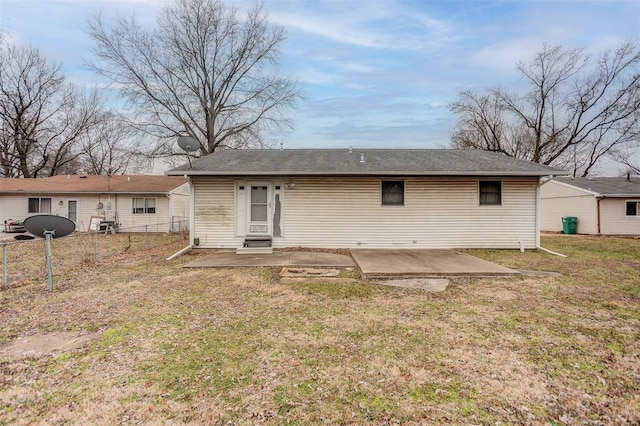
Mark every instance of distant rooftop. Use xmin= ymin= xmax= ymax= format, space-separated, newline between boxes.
xmin=553 ymin=176 xmax=640 ymax=197
xmin=0 ymin=175 xmax=186 ymax=194
xmin=166 ymin=149 xmax=568 ymax=177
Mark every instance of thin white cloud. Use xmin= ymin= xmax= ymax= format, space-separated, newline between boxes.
xmin=271 ymin=11 xmax=388 ymax=48
xmin=270 ymin=2 xmax=457 ymax=51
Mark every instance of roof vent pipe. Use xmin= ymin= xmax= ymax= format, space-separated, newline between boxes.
xmin=627 ymin=171 xmax=631 ymax=182
xmin=349 ymin=146 xmax=353 ymax=153
xmin=360 ymin=153 xmax=365 ymax=163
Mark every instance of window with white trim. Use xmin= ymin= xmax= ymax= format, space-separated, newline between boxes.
xmin=381 ymin=181 xmax=404 ymax=205
xmin=132 ymin=197 xmax=156 ymax=214
xmin=479 ymin=181 xmax=502 ymax=205
xmin=626 ymin=200 xmax=639 ymax=216
xmin=28 ymin=197 xmax=52 ymax=213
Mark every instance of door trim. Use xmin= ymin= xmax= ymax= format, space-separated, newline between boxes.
xmin=67 ymin=199 xmax=79 ymax=229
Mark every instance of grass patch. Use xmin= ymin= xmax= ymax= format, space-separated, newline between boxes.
xmin=0 ymin=235 xmax=638 ymax=425
xmin=289 ymin=280 xmax=379 ymax=298
xmin=144 ymin=320 xmax=262 ymax=401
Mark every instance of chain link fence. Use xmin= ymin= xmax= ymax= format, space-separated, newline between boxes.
xmin=1 ymin=220 xmax=189 ymax=289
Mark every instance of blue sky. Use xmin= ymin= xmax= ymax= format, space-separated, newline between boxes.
xmin=1 ymin=0 xmax=639 ymax=152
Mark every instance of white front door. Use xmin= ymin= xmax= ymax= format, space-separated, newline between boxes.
xmin=247 ymin=183 xmax=271 ymax=235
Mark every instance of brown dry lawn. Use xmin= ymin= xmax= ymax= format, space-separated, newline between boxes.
xmin=0 ymin=235 xmax=638 ymax=425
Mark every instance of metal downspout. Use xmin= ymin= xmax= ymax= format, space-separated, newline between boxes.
xmin=597 ymin=196 xmax=604 ymax=235
xmin=187 ymin=176 xmax=195 ymax=246
xmin=535 ymin=177 xmax=542 ymax=248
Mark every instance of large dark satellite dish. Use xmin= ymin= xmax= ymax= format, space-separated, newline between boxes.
xmin=22 ymin=215 xmax=75 ymax=291
xmin=177 ymin=136 xmax=200 ymax=152
xmin=23 ymin=215 xmax=75 ymax=239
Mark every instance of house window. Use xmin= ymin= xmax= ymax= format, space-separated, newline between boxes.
xmin=132 ymin=197 xmax=156 ymax=214
xmin=28 ymin=197 xmax=52 ymax=214
xmin=626 ymin=200 xmax=639 ymax=216
xmin=479 ymin=181 xmax=502 ymax=205
xmin=382 ymin=181 xmax=404 ymax=205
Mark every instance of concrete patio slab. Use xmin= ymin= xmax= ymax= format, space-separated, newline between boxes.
xmin=351 ymin=249 xmax=519 ymax=278
xmin=184 ymin=250 xmax=356 ymax=268
xmin=183 ymin=248 xmax=518 ymax=279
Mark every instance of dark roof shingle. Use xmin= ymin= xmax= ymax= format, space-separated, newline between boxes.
xmin=166 ymin=149 xmax=567 ymax=177
xmin=553 ymin=176 xmax=640 ymax=197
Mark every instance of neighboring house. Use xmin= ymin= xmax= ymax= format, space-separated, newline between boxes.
xmin=0 ymin=175 xmax=190 ymax=233
xmin=540 ymin=176 xmax=640 ymax=235
xmin=166 ymin=149 xmax=567 ymax=252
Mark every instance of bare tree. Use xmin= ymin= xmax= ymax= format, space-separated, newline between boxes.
xmin=450 ymin=90 xmax=533 ymax=159
xmin=0 ymin=40 xmax=104 ymax=178
xmin=612 ymin=148 xmax=640 ymax=174
xmin=87 ymin=0 xmax=300 ymax=158
xmin=450 ymin=42 xmax=640 ymax=176
xmin=76 ymin=113 xmax=152 ymax=175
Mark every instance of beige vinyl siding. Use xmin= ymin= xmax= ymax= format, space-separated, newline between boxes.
xmin=540 ymin=181 xmax=598 ymax=234
xmin=600 ymin=198 xmax=640 ymax=235
xmin=192 ymin=177 xmax=241 ymax=248
xmin=281 ymin=177 xmax=536 ymax=249
xmin=191 ymin=176 xmax=539 ymax=249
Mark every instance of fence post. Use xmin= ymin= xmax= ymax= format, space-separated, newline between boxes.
xmin=94 ymin=232 xmax=99 ymax=263
xmin=45 ymin=232 xmax=53 ymax=292
xmin=145 ymin=225 xmax=149 ymax=249
xmin=2 ymin=243 xmax=7 ymax=288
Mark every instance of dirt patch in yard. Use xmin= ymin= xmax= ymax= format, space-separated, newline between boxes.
xmin=0 ymin=331 xmax=94 ymax=359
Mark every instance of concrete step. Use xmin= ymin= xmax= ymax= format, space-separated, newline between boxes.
xmin=236 ymin=246 xmax=274 ymax=255
xmin=243 ymin=237 xmax=272 ymax=248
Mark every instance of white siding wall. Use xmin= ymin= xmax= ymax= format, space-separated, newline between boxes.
xmin=116 ymin=194 xmax=172 ymax=232
xmin=1 ymin=193 xmax=177 ymax=233
xmin=1 ymin=194 xmax=38 ymax=223
xmin=0 ymin=194 xmax=103 ymax=231
xmin=70 ymin=195 xmax=103 ymax=231
xmin=540 ymin=181 xmax=598 ymax=234
xmin=600 ymin=198 xmax=640 ymax=235
xmin=192 ymin=176 xmax=539 ymax=249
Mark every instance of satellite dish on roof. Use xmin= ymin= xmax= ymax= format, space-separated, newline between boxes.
xmin=177 ymin=136 xmax=200 ymax=169
xmin=22 ymin=215 xmax=76 ymax=292
xmin=23 ymin=215 xmax=75 ymax=239
xmin=177 ymin=136 xmax=200 ymax=152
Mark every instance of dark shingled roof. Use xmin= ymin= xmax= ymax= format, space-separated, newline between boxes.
xmin=166 ymin=149 xmax=568 ymax=177
xmin=553 ymin=176 xmax=640 ymax=197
